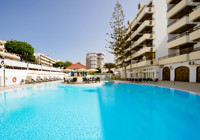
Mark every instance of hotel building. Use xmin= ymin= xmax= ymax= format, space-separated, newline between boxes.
xmin=86 ymin=52 xmax=105 ymax=69
xmin=0 ymin=40 xmax=20 ymax=61
xmin=34 ymin=53 xmax=56 ymax=67
xmin=116 ymin=0 xmax=168 ymax=79
xmin=158 ymin=0 xmax=200 ymax=82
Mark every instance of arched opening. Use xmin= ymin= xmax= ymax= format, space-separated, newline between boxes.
xmin=163 ymin=67 xmax=170 ymax=81
xmin=175 ymin=66 xmax=189 ymax=82
xmin=197 ymin=67 xmax=200 ymax=83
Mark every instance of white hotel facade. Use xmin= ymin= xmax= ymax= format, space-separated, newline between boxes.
xmin=0 ymin=40 xmax=64 ymax=87
xmin=116 ymin=0 xmax=200 ymax=83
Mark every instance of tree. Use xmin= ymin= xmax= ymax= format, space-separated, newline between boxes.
xmin=106 ymin=1 xmax=128 ymax=78
xmin=5 ymin=40 xmax=35 ymax=62
xmin=96 ymin=67 xmax=102 ymax=73
xmin=104 ymin=63 xmax=115 ymax=73
xmin=64 ymin=61 xmax=73 ymax=68
xmin=53 ymin=61 xmax=65 ymax=67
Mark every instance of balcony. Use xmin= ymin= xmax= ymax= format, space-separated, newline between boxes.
xmin=137 ymin=6 xmax=156 ymax=22
xmin=189 ymin=47 xmax=200 ymax=60
xmin=167 ymin=0 xmax=182 ymax=4
xmin=127 ymin=60 xmax=156 ymax=69
xmin=131 ymin=47 xmax=156 ymax=59
xmin=167 ymin=32 xmax=193 ymax=49
xmin=189 ymin=26 xmax=200 ymax=41
xmin=129 ymin=31 xmax=143 ymax=41
xmin=158 ymin=53 xmax=188 ymax=65
xmin=167 ymin=16 xmax=196 ymax=34
xmin=41 ymin=60 xmax=53 ymax=66
xmin=189 ymin=5 xmax=200 ymax=22
xmin=126 ymin=42 xmax=138 ymax=51
xmin=0 ymin=52 xmax=20 ymax=60
xmin=130 ymin=19 xmax=141 ymax=32
xmin=125 ymin=56 xmax=132 ymax=62
xmin=137 ymin=33 xmax=156 ymax=45
xmin=167 ymin=0 xmax=198 ymax=19
xmin=0 ymin=46 xmax=4 ymax=50
xmin=137 ymin=19 xmax=155 ymax=33
xmin=40 ymin=54 xmax=56 ymax=62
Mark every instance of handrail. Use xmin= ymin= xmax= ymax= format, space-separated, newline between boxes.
xmin=158 ymin=52 xmax=182 ymax=60
xmin=167 ymin=15 xmax=187 ymax=27
xmin=168 ymin=31 xmax=188 ymax=42
xmin=193 ymin=25 xmax=200 ymax=31
xmin=158 ymin=47 xmax=200 ymax=60
xmin=131 ymin=58 xmax=154 ymax=64
xmin=192 ymin=3 xmax=200 ymax=11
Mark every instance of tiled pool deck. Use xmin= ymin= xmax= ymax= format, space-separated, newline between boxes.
xmin=114 ymin=80 xmax=200 ymax=96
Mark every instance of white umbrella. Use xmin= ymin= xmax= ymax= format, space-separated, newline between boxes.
xmin=76 ymin=68 xmax=88 ymax=72
xmin=62 ymin=69 xmax=74 ymax=72
xmin=88 ymin=69 xmax=98 ymax=72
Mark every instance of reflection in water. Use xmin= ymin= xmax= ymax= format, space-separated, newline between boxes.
xmin=97 ymin=83 xmax=200 ymax=140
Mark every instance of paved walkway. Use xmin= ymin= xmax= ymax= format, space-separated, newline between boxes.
xmin=114 ymin=80 xmax=200 ymax=96
xmin=0 ymin=81 xmax=62 ymax=92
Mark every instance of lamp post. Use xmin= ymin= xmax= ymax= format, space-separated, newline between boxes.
xmin=1 ymin=56 xmax=5 ymax=87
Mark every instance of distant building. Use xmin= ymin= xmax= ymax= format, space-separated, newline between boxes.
xmin=0 ymin=40 xmax=20 ymax=60
xmin=34 ymin=53 xmax=56 ymax=66
xmin=86 ymin=52 xmax=105 ymax=69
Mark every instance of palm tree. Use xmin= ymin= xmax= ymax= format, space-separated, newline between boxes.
xmin=104 ymin=63 xmax=115 ymax=73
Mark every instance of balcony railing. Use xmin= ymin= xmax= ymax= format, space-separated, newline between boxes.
xmin=167 ymin=3 xmax=177 ymax=12
xmin=137 ymin=5 xmax=155 ymax=16
xmin=131 ymin=58 xmax=154 ymax=64
xmin=167 ymin=15 xmax=187 ymax=27
xmin=168 ymin=31 xmax=189 ymax=42
xmin=193 ymin=24 xmax=200 ymax=31
xmin=158 ymin=47 xmax=200 ymax=60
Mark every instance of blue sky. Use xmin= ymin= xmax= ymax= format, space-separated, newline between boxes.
xmin=1 ymin=0 xmax=144 ymax=64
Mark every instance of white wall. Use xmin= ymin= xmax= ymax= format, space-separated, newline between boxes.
xmin=153 ymin=0 xmax=168 ymax=59
xmin=160 ymin=60 xmax=200 ymax=82
xmin=0 ymin=68 xmax=64 ymax=87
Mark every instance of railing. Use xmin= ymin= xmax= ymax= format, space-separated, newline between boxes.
xmin=168 ymin=31 xmax=188 ymax=42
xmin=167 ymin=4 xmax=177 ymax=12
xmin=158 ymin=52 xmax=182 ymax=60
xmin=194 ymin=47 xmax=200 ymax=51
xmin=193 ymin=25 xmax=200 ymax=31
xmin=131 ymin=58 xmax=154 ymax=64
xmin=137 ymin=5 xmax=155 ymax=17
xmin=192 ymin=3 xmax=200 ymax=11
xmin=167 ymin=15 xmax=186 ymax=27
xmin=158 ymin=47 xmax=200 ymax=60
xmin=167 ymin=0 xmax=182 ymax=12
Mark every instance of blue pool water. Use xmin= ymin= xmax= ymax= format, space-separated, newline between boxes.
xmin=0 ymin=82 xmax=200 ymax=140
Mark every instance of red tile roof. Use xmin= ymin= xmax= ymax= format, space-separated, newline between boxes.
xmin=66 ymin=62 xmax=89 ymax=69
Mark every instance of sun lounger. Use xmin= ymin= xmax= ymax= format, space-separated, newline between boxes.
xmin=95 ymin=77 xmax=100 ymax=83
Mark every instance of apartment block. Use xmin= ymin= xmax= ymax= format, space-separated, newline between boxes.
xmin=86 ymin=52 xmax=105 ymax=69
xmin=34 ymin=53 xmax=56 ymax=67
xmin=158 ymin=0 xmax=200 ymax=82
xmin=116 ymin=0 xmax=168 ymax=79
xmin=0 ymin=40 xmax=20 ymax=61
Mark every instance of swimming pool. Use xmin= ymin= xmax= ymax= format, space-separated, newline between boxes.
xmin=0 ymin=82 xmax=200 ymax=139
